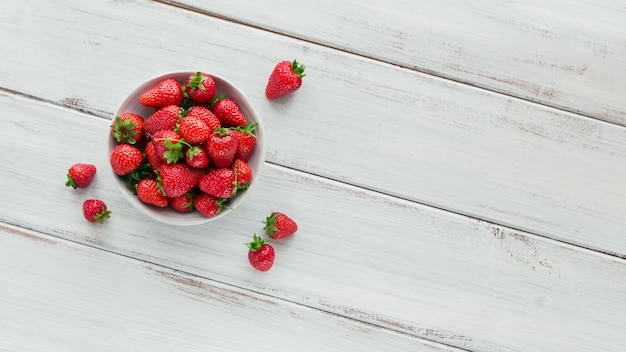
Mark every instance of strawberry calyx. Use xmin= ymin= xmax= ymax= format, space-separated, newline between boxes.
xmin=246 ymin=234 xmax=266 ymax=251
xmin=111 ymin=115 xmax=140 ymax=144
xmin=213 ymin=127 xmax=231 ymax=137
xmin=263 ymin=212 xmax=280 ymax=237
xmin=186 ymin=145 xmax=202 ymax=161
xmin=232 ymin=167 xmax=249 ymax=193
xmin=154 ymin=137 xmax=194 ymax=164
xmin=179 ymin=84 xmax=194 ymax=110
xmin=65 ymin=173 xmax=78 ymax=189
xmin=154 ymin=169 xmax=167 ymax=196
xmin=93 ymin=206 xmax=112 ymax=224
xmin=188 ymin=72 xmax=208 ymax=92
xmin=209 ymin=93 xmax=225 ymax=108
xmin=291 ymin=60 xmax=306 ymax=78
xmin=233 ymin=123 xmax=258 ymax=138
xmin=119 ymin=162 xmax=153 ymax=194
xmin=216 ymin=197 xmax=231 ymax=213
xmin=183 ymin=192 xmax=196 ymax=211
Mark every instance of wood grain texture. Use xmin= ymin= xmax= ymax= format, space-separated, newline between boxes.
xmin=0 ymin=223 xmax=458 ymax=352
xmin=1 ymin=91 xmax=626 ymax=351
xmin=168 ymin=0 xmax=626 ymax=125
xmin=1 ymin=0 xmax=625 ymax=256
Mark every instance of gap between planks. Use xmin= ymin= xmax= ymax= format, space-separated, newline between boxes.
xmin=0 ymin=220 xmax=474 ymax=352
xmin=152 ymin=0 xmax=626 ymax=129
xmin=1 ymin=86 xmax=625 ymax=262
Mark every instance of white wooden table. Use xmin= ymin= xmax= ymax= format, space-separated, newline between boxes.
xmin=2 ymin=1 xmax=626 ymax=351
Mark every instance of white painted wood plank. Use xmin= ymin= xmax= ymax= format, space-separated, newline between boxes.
xmin=1 ymin=92 xmax=626 ymax=351
xmin=0 ymin=223 xmax=456 ymax=352
xmin=1 ymin=0 xmax=625 ymax=256
xmin=169 ymin=0 xmax=626 ymax=124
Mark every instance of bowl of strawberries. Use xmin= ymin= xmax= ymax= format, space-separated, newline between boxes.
xmin=108 ymin=71 xmax=265 ymax=225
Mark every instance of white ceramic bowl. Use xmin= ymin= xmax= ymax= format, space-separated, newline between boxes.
xmin=108 ymin=71 xmax=265 ymax=225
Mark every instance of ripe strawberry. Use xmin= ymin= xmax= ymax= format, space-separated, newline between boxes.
xmin=185 ymin=145 xmax=210 ymax=169
xmin=263 ymin=212 xmax=298 ymax=240
xmin=111 ymin=113 xmax=143 ymax=144
xmin=179 ymin=113 xmax=210 ymax=145
xmin=82 ymin=199 xmax=111 ymax=224
xmin=265 ymin=60 xmax=305 ymax=100
xmin=144 ymin=142 xmax=165 ymax=172
xmin=205 ymin=127 xmax=238 ymax=169
xmin=110 ymin=144 xmax=144 ymax=176
xmin=136 ymin=178 xmax=169 ymax=208
xmin=246 ymin=234 xmax=275 ymax=272
xmin=193 ymin=193 xmax=228 ymax=218
xmin=170 ymin=193 xmax=195 ymax=213
xmin=185 ymin=72 xmax=216 ymax=104
xmin=143 ymin=105 xmax=181 ymax=136
xmin=187 ymin=106 xmax=220 ymax=131
xmin=140 ymin=78 xmax=183 ymax=108
xmin=232 ymin=159 xmax=252 ymax=189
xmin=211 ymin=95 xmax=247 ymax=127
xmin=158 ymin=162 xmax=204 ymax=198
xmin=198 ymin=168 xmax=236 ymax=199
xmin=232 ymin=123 xmax=257 ymax=162
xmin=66 ymin=163 xmax=96 ymax=189
xmin=151 ymin=130 xmax=183 ymax=163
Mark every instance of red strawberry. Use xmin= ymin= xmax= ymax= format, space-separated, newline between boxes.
xmin=246 ymin=234 xmax=275 ymax=272
xmin=232 ymin=123 xmax=257 ymax=162
xmin=140 ymin=78 xmax=183 ymax=108
xmin=110 ymin=144 xmax=144 ymax=176
xmin=82 ymin=199 xmax=111 ymax=224
xmin=211 ymin=96 xmax=247 ymax=127
xmin=111 ymin=113 xmax=143 ymax=144
xmin=66 ymin=163 xmax=96 ymax=189
xmin=265 ymin=60 xmax=305 ymax=100
xmin=185 ymin=72 xmax=216 ymax=104
xmin=193 ymin=193 xmax=228 ymax=218
xmin=158 ymin=162 xmax=204 ymax=198
xmin=179 ymin=113 xmax=210 ymax=145
xmin=136 ymin=178 xmax=169 ymax=208
xmin=151 ymin=130 xmax=183 ymax=163
xmin=187 ymin=106 xmax=220 ymax=131
xmin=263 ymin=212 xmax=298 ymax=240
xmin=143 ymin=105 xmax=181 ymax=136
xmin=170 ymin=193 xmax=195 ymax=213
xmin=205 ymin=127 xmax=238 ymax=169
xmin=198 ymin=168 xmax=236 ymax=199
xmin=144 ymin=142 xmax=165 ymax=172
xmin=232 ymin=159 xmax=252 ymax=189
xmin=185 ymin=145 xmax=210 ymax=169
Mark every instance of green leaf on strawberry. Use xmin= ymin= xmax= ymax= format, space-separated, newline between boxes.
xmin=119 ymin=162 xmax=153 ymax=194
xmin=162 ymin=139 xmax=184 ymax=164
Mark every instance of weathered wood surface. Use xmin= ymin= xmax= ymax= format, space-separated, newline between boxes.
xmin=0 ymin=223 xmax=459 ymax=352
xmin=2 ymin=0 xmax=626 ymax=351
xmin=167 ymin=0 xmax=626 ymax=125
xmin=1 ymin=91 xmax=626 ymax=351
xmin=2 ymin=0 xmax=625 ymax=257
